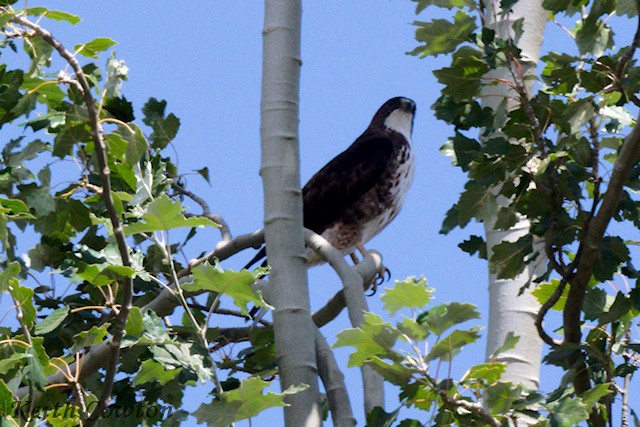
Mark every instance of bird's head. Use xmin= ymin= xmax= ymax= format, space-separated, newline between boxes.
xmin=370 ymin=97 xmax=416 ymax=141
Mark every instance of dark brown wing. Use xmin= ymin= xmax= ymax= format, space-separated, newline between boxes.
xmin=302 ymin=133 xmax=394 ymax=234
xmin=243 ymin=133 xmax=394 ymax=271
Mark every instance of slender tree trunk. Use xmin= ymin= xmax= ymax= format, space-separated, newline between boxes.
xmin=482 ymin=0 xmax=547 ymax=393
xmin=261 ymin=1 xmax=322 ymax=425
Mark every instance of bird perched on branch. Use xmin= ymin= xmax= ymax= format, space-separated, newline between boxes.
xmin=245 ymin=96 xmax=416 ymax=280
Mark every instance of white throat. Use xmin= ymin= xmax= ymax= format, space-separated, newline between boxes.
xmin=384 ymin=110 xmax=413 ymax=143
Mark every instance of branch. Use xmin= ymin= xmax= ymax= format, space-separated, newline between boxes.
xmin=304 ymin=230 xmax=385 ymax=412
xmin=564 ymin=112 xmax=640 ymax=401
xmin=315 ymin=329 xmax=356 ymax=427
xmin=311 ymin=255 xmax=381 ymax=328
xmin=534 ymin=275 xmax=566 ymax=347
xmin=171 ymin=181 xmax=232 ymax=241
xmin=7 ymin=13 xmax=135 ymax=423
xmin=615 ymin=2 xmax=640 ymax=83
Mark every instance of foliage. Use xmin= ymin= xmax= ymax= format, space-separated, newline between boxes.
xmin=0 ymin=5 xmax=283 ymax=426
xmin=409 ymin=0 xmax=640 ymax=424
xmin=338 ymin=278 xmax=605 ymax=426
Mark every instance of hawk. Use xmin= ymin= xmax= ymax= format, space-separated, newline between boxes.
xmin=246 ymin=96 xmax=416 ymax=272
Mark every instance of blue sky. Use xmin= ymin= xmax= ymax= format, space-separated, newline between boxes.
xmin=7 ymin=1 xmax=637 ymax=425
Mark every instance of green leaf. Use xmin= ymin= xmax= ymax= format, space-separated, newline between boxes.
xmin=26 ymin=8 xmax=81 ymax=24
xmin=489 ymin=234 xmax=533 ymax=279
xmin=150 ymin=343 xmax=213 ymax=382
xmin=450 ymin=132 xmax=482 ymax=171
xmin=0 ymin=261 xmax=20 ymax=292
xmin=542 ymin=0 xmax=582 ymax=14
xmin=573 ymin=19 xmax=613 ymax=57
xmin=433 ymin=46 xmax=489 ymax=102
xmin=74 ymin=37 xmax=117 ymax=59
xmin=583 ymin=286 xmax=607 ymax=321
xmin=72 ymin=324 xmax=110 ymax=352
xmin=183 ymin=263 xmax=268 ymax=316
xmin=593 ymin=236 xmax=630 ymax=282
xmin=598 ymin=292 xmax=631 ymax=325
xmin=616 ymin=0 xmax=639 ymax=17
xmin=457 ymin=183 xmax=498 ymax=226
xmin=547 ymin=396 xmax=589 ymax=426
xmin=125 ymin=306 xmax=144 ymax=337
xmin=122 ymin=124 xmax=148 ymax=165
xmin=397 ymin=317 xmax=430 ymax=341
xmin=124 ymin=194 xmax=218 ymax=235
xmin=461 ymin=362 xmax=507 ymax=386
xmin=367 ymin=356 xmax=413 ymax=386
xmin=580 ymin=383 xmax=613 ymax=410
xmin=531 ymin=279 xmax=568 ymax=311
xmin=46 ymin=406 xmax=82 ymax=427
xmin=413 ymin=0 xmax=475 ymax=13
xmin=133 ymin=359 xmax=181 ymax=386
xmin=458 ymin=236 xmax=487 ymax=259
xmin=381 ymin=277 xmax=433 ymax=315
xmin=105 ymin=52 xmax=128 ymax=98
xmin=35 ymin=306 xmax=69 ymax=335
xmin=490 ymin=331 xmax=519 ymax=359
xmin=365 ymin=406 xmax=400 ymax=427
xmin=142 ymin=98 xmax=181 ymax=149
xmin=4 ymin=138 xmax=49 ymax=166
xmin=104 ymin=96 xmax=134 ymax=123
xmin=25 ymin=347 xmax=46 ymax=391
xmin=75 ymin=263 xmax=138 ymax=286
xmin=334 ymin=312 xmax=401 ymax=366
xmin=409 ymin=11 xmax=477 ymax=57
xmin=0 ymin=379 xmax=15 ymax=416
xmin=192 ymin=377 xmax=306 ymax=427
xmin=53 ymin=123 xmax=91 ymax=158
xmin=419 ymin=302 xmax=480 ymax=336
xmin=195 ymin=167 xmax=210 ymax=184
xmin=21 ymin=77 xmax=66 ymax=105
xmin=425 ymin=327 xmax=481 ymax=361
xmin=484 ymin=382 xmax=518 ymax=416
xmin=562 ymin=98 xmax=595 ymax=134
xmin=0 ymin=13 xmax=15 ymax=29
xmin=10 ymin=284 xmax=36 ymax=328
xmin=0 ymin=352 xmax=29 ymax=375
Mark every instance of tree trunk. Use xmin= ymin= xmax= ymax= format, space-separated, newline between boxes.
xmin=482 ymin=0 xmax=547 ymax=393
xmin=260 ymin=1 xmax=322 ymax=425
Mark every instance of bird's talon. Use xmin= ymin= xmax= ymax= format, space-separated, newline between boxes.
xmin=365 ymin=283 xmax=377 ymax=296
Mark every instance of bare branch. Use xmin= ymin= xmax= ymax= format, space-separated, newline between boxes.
xmin=304 ymin=230 xmax=385 ymax=412
xmin=534 ymin=275 xmax=566 ymax=347
xmin=615 ymin=2 xmax=640 ymax=83
xmin=172 ymin=181 xmax=232 ymax=241
xmin=315 ymin=329 xmax=356 ymax=427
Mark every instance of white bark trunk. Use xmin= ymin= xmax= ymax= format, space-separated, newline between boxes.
xmin=482 ymin=0 xmax=547 ymax=393
xmin=261 ymin=1 xmax=322 ymax=425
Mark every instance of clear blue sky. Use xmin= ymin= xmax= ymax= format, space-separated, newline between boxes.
xmin=10 ymin=1 xmax=634 ymax=425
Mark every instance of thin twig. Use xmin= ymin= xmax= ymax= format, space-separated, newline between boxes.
xmin=534 ymin=275 xmax=568 ymax=347
xmin=172 ymin=181 xmax=232 ymax=241
xmin=615 ymin=2 xmax=640 ymax=82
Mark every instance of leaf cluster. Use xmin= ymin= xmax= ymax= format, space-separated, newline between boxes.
xmin=338 ymin=278 xmax=604 ymax=426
